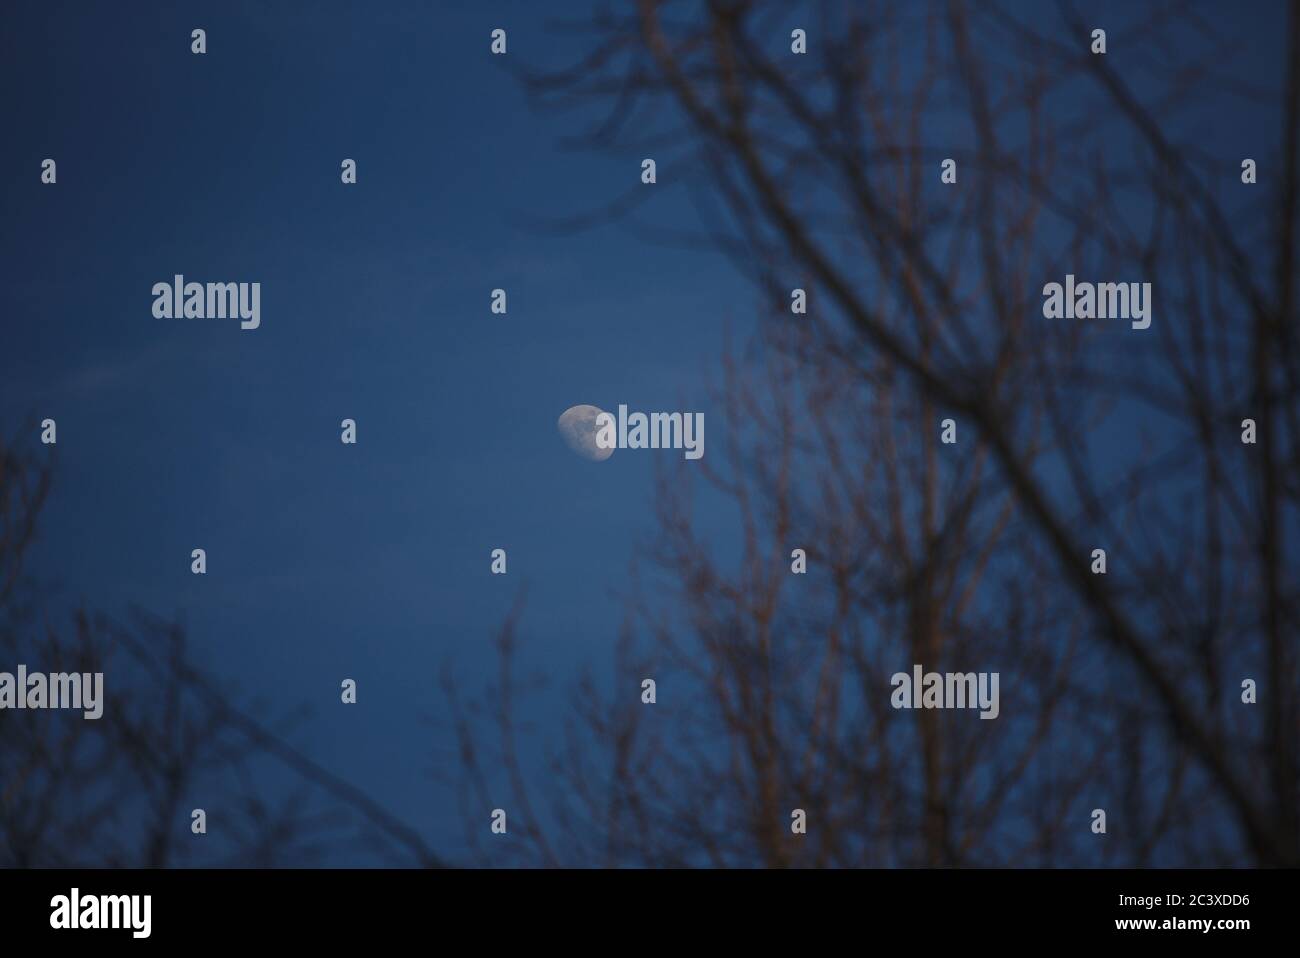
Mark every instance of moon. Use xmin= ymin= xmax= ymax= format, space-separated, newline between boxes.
xmin=557 ymin=404 xmax=614 ymax=461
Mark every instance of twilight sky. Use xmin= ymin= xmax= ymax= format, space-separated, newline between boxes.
xmin=1 ymin=1 xmax=1287 ymax=865
xmin=1 ymin=0 xmax=750 ymax=860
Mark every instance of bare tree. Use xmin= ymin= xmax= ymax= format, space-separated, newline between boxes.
xmin=455 ymin=0 xmax=1299 ymax=867
xmin=0 ymin=433 xmax=442 ymax=868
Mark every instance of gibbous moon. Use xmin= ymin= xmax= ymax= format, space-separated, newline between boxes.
xmin=557 ymin=404 xmax=613 ymax=461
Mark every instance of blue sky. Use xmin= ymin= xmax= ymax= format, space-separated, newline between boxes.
xmin=1 ymin=0 xmax=749 ymax=861
xmin=2 ymin=0 xmax=1290 ymax=866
